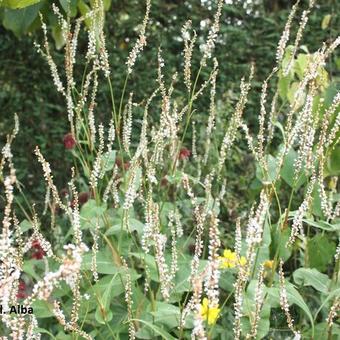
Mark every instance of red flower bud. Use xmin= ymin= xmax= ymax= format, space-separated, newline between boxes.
xmin=78 ymin=192 xmax=90 ymax=205
xmin=161 ymin=177 xmax=168 ymax=186
xmin=32 ymin=250 xmax=45 ymax=260
xmin=179 ymin=147 xmax=191 ymax=160
xmin=63 ymin=133 xmax=76 ymax=149
xmin=116 ymin=158 xmax=130 ymax=170
xmin=31 ymin=240 xmax=45 ymax=260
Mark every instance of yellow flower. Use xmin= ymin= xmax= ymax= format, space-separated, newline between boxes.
xmin=219 ymin=249 xmax=247 ymax=269
xmin=263 ymin=260 xmax=274 ymax=270
xmin=219 ymin=249 xmax=237 ymax=268
xmin=239 ymin=256 xmax=247 ymax=267
xmin=200 ymin=298 xmax=220 ymax=325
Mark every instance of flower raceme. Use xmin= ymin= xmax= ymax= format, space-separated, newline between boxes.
xmin=200 ymin=298 xmax=221 ymax=325
xmin=219 ymin=249 xmax=247 ymax=269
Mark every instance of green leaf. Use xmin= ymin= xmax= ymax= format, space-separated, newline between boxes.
xmin=270 ymin=226 xmax=292 ymax=261
xmin=287 ymin=82 xmax=305 ymax=108
xmin=293 ymin=268 xmax=330 ymax=294
xmin=327 ymin=145 xmax=340 ymax=176
xmin=174 ymin=259 xmax=207 ymax=293
xmin=22 ymin=259 xmax=42 ymax=281
xmin=150 ymin=303 xmax=181 ymax=329
xmin=3 ymin=3 xmax=41 ymax=36
xmin=52 ymin=24 xmax=66 ymax=50
xmin=20 ymin=219 xmax=32 ymax=232
xmin=302 ymin=219 xmax=340 ymax=232
xmin=131 ymin=319 xmax=176 ymax=340
xmin=1 ymin=0 xmax=41 ymax=9
xmin=33 ymin=328 xmax=58 ymax=339
xmin=295 ymin=53 xmax=309 ymax=80
xmin=95 ymin=274 xmax=116 ymax=324
xmin=105 ymin=218 xmax=144 ymax=236
xmin=80 ymin=199 xmax=107 ymax=229
xmin=219 ymin=271 xmax=235 ymax=292
xmin=59 ymin=0 xmax=77 ymax=17
xmin=82 ymin=250 xmax=117 ymax=274
xmin=242 ymin=280 xmax=271 ymax=339
xmin=321 ymin=14 xmax=331 ymax=30
xmin=32 ymin=300 xmax=55 ymax=318
xmin=305 ymin=322 xmax=340 ymax=340
xmin=77 ymin=0 xmax=92 ymax=28
xmin=285 ymin=283 xmax=314 ymax=332
xmin=101 ymin=150 xmax=116 ymax=173
xmin=267 ymin=282 xmax=314 ymax=334
xmin=131 ymin=252 xmax=159 ymax=282
xmin=308 ymin=234 xmax=336 ymax=272
xmin=278 ymin=72 xmax=290 ymax=100
xmin=312 ymin=184 xmax=325 ymax=218
xmin=102 ymin=0 xmax=111 ymax=11
xmin=256 ymin=154 xmax=277 ymax=184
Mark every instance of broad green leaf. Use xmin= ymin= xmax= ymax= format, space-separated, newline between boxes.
xmin=80 ymin=199 xmax=107 ymax=229
xmin=295 ymin=53 xmax=309 ymax=80
xmin=327 ymin=145 xmax=340 ymax=176
xmin=256 ymin=154 xmax=277 ymax=184
xmin=103 ymin=0 xmax=111 ymax=11
xmin=312 ymin=184 xmax=324 ymax=218
xmin=52 ymin=24 xmax=66 ymax=50
xmin=95 ymin=274 xmax=116 ymax=324
xmin=314 ymin=65 xmax=329 ymax=91
xmin=308 ymin=234 xmax=336 ymax=272
xmin=131 ymin=252 xmax=159 ymax=282
xmin=105 ymin=218 xmax=144 ymax=236
xmin=278 ymin=72 xmax=290 ymax=100
xmin=242 ymin=280 xmax=271 ymax=339
xmin=267 ymin=282 xmax=314 ymax=334
xmin=101 ymin=150 xmax=116 ymax=173
xmin=20 ymin=219 xmax=32 ymax=232
xmin=150 ymin=302 xmax=181 ymax=329
xmin=22 ymin=259 xmax=43 ymax=281
xmin=59 ymin=0 xmax=77 ymax=17
xmin=32 ymin=300 xmax=55 ymax=318
xmin=1 ymin=0 xmax=41 ymax=9
xmin=302 ymin=219 xmax=340 ymax=232
xmin=285 ymin=283 xmax=314 ymax=332
xmin=33 ymin=328 xmax=58 ymax=339
xmin=287 ymin=82 xmax=305 ymax=108
xmin=241 ymin=312 xmax=270 ymax=339
xmin=82 ymin=250 xmax=118 ymax=274
xmin=77 ymin=0 xmax=92 ymax=27
xmin=3 ymin=3 xmax=41 ymax=36
xmin=54 ymin=332 xmax=73 ymax=340
xmin=293 ymin=268 xmax=330 ymax=294
xmin=314 ymin=288 xmax=340 ymax=319
xmin=174 ymin=259 xmax=207 ymax=293
xmin=304 ymin=322 xmax=340 ymax=340
xmin=270 ymin=226 xmax=292 ymax=261
xmin=131 ymin=319 xmax=176 ymax=340
xmin=219 ymin=271 xmax=235 ymax=292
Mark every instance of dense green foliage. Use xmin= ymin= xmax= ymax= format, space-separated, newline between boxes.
xmin=1 ymin=0 xmax=338 ymax=205
xmin=0 ymin=1 xmax=340 ymax=340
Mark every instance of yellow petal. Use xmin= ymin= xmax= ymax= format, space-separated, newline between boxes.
xmin=223 ymin=249 xmax=233 ymax=258
xmin=239 ymin=256 xmax=247 ymax=267
xmin=207 ymin=307 xmax=220 ymax=325
xmin=264 ymin=260 xmax=274 ymax=269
